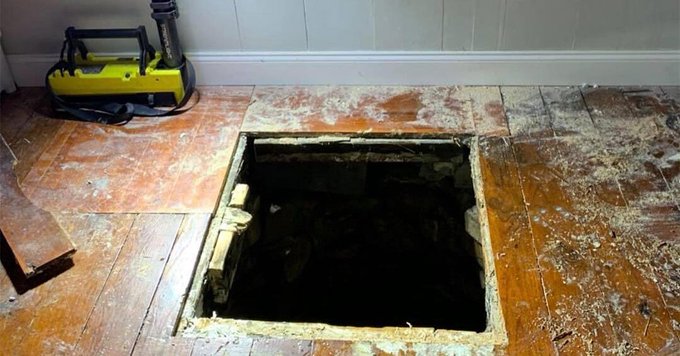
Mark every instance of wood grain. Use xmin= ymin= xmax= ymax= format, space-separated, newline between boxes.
xmin=19 ymin=87 xmax=252 ymax=214
xmin=0 ymin=88 xmax=46 ymax=143
xmin=476 ymin=137 xmax=554 ymax=354
xmin=250 ymin=337 xmax=313 ymax=356
xmin=623 ymin=86 xmax=679 ymax=136
xmin=74 ymin=214 xmax=184 ymax=355
xmin=540 ymin=86 xmax=596 ymax=136
xmin=501 ymin=86 xmax=553 ymax=139
xmin=1 ymin=86 xmax=678 ymax=355
xmin=191 ymin=336 xmax=255 ymax=355
xmin=1 ymin=136 xmax=75 ymax=276
xmin=11 ymin=214 xmax=135 ymax=355
xmin=136 ymin=214 xmax=210 ymax=340
xmin=582 ymin=87 xmax=657 ymax=137
xmin=133 ymin=336 xmax=195 ymax=356
xmin=312 ymin=340 xmax=354 ymax=356
xmin=242 ymin=86 xmax=481 ymax=136
xmin=512 ymin=139 xmax=619 ymax=353
xmin=556 ymin=138 xmax=678 ymax=353
xmin=466 ymin=86 xmax=509 ymax=136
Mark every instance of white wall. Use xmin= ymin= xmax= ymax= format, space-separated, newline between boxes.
xmin=1 ymin=1 xmax=678 ymax=86
xmin=1 ymin=0 xmax=678 ymax=54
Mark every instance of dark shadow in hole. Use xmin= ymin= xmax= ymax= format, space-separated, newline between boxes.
xmin=207 ymin=142 xmax=487 ymax=332
xmin=0 ymin=232 xmax=74 ymax=295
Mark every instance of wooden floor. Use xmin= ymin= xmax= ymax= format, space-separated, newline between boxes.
xmin=0 ymin=86 xmax=678 ymax=355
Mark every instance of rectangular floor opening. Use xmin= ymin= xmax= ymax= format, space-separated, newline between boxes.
xmin=199 ymin=137 xmax=489 ymax=333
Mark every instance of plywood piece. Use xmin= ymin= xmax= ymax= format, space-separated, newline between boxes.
xmin=74 ymin=214 xmax=184 ymax=355
xmin=540 ymin=86 xmax=596 ymax=136
xmin=19 ymin=87 xmax=252 ymax=213
xmin=135 ymin=214 xmax=210 ymax=340
xmin=476 ymin=137 xmax=554 ymax=355
xmin=241 ymin=86 xmax=476 ymax=135
xmin=0 ymin=136 xmax=75 ymax=276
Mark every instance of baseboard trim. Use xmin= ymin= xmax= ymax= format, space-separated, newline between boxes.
xmin=7 ymin=51 xmax=680 ymax=86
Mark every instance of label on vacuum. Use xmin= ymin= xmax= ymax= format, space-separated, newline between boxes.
xmin=79 ymin=65 xmax=105 ymax=74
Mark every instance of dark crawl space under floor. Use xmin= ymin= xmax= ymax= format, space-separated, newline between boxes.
xmin=205 ymin=142 xmax=487 ymax=332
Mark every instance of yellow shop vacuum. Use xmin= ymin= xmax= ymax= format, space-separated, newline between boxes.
xmin=46 ymin=0 xmax=195 ymax=125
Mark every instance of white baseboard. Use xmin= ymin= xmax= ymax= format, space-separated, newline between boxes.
xmin=6 ymin=51 xmax=680 ymax=87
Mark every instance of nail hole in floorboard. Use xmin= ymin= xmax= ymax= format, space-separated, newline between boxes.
xmin=202 ymin=137 xmax=488 ymax=332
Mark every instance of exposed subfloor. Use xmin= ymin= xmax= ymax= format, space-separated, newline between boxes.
xmin=0 ymin=86 xmax=679 ymax=355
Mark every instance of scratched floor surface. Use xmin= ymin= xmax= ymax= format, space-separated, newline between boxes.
xmin=0 ymin=86 xmax=678 ymax=355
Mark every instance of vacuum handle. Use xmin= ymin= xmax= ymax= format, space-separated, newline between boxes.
xmin=150 ymin=0 xmax=184 ymax=68
xmin=64 ymin=26 xmax=156 ymax=75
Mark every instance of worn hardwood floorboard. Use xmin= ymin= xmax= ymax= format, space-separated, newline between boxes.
xmin=13 ymin=214 xmax=136 ymax=355
xmin=556 ymin=137 xmax=678 ymax=353
xmin=135 ymin=214 xmax=210 ymax=341
xmin=133 ymin=336 xmax=196 ymax=356
xmin=620 ymin=90 xmax=680 ymax=343
xmin=0 ymin=241 xmax=50 ymax=350
xmin=500 ymin=86 xmax=553 ymax=139
xmin=1 ymin=136 xmax=75 ymax=276
xmin=622 ymin=87 xmax=678 ymax=136
xmin=476 ymin=137 xmax=554 ymax=355
xmin=74 ymin=214 xmax=184 ymax=355
xmin=311 ymin=340 xmax=354 ymax=355
xmin=512 ymin=139 xmax=619 ymax=353
xmin=250 ymin=337 xmax=314 ymax=356
xmin=241 ymin=86 xmax=505 ymax=136
xmin=540 ymin=86 xmax=596 ymax=136
xmin=165 ymin=90 xmax=250 ymax=212
xmin=467 ymin=86 xmax=509 ymax=136
xmin=560 ymin=92 xmax=679 ymax=352
xmin=624 ymin=87 xmax=680 ymax=198
xmin=582 ymin=87 xmax=658 ymax=138
xmin=7 ymin=116 xmax=66 ymax=184
xmin=190 ymin=336 xmax=254 ymax=356
xmin=1 ymin=86 xmax=679 ymax=355
xmin=18 ymin=86 xmax=252 ymax=214
xmin=0 ymin=88 xmax=46 ymax=143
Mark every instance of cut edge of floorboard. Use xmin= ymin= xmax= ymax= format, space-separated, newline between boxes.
xmin=1 ymin=135 xmax=76 ymax=277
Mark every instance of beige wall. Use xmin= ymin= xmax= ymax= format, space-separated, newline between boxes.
xmin=1 ymin=0 xmax=678 ymax=55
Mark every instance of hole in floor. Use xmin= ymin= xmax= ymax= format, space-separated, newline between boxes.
xmin=202 ymin=137 xmax=488 ymax=332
